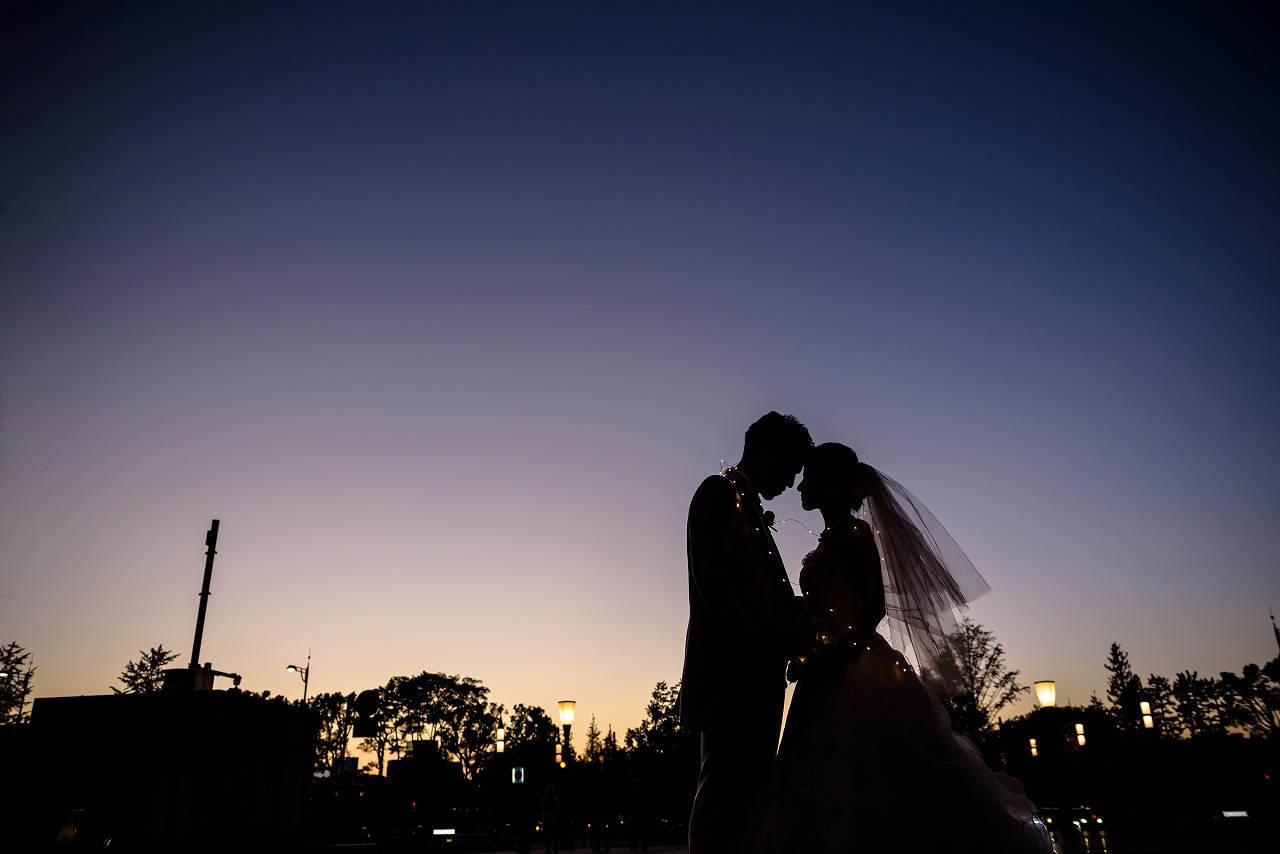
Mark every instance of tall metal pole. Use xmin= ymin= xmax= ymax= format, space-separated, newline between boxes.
xmin=189 ymin=519 xmax=219 ymax=670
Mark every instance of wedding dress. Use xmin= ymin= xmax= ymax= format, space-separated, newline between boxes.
xmin=745 ymin=518 xmax=1054 ymax=854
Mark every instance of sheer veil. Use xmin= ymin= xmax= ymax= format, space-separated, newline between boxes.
xmin=858 ymin=464 xmax=990 ymax=693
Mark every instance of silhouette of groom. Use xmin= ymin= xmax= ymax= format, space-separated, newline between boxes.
xmin=679 ymin=412 xmax=814 ymax=854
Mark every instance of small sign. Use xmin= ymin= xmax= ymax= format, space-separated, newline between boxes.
xmin=512 ymin=766 xmax=525 ymax=784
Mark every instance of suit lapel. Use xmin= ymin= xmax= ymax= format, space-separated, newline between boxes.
xmin=724 ymin=469 xmax=788 ymax=579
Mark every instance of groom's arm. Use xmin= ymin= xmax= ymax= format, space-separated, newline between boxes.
xmin=687 ymin=475 xmax=759 ymax=631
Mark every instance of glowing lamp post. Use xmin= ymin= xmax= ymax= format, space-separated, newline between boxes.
xmin=1140 ymin=700 xmax=1154 ymax=729
xmin=496 ymin=721 xmax=506 ymax=754
xmin=1034 ymin=681 xmax=1056 ymax=708
xmin=558 ymin=700 xmax=576 ymax=758
xmin=286 ymin=652 xmax=311 ymax=702
xmin=1075 ymin=723 xmax=1086 ymax=746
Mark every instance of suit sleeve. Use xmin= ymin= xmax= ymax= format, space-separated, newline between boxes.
xmin=687 ymin=476 xmax=757 ymax=631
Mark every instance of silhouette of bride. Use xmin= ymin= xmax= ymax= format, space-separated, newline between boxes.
xmin=745 ymin=443 xmax=1053 ymax=854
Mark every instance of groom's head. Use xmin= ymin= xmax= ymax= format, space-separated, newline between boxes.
xmin=739 ymin=411 xmax=813 ymax=499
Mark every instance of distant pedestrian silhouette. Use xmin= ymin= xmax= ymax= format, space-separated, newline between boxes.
xmin=540 ymin=784 xmax=561 ymax=854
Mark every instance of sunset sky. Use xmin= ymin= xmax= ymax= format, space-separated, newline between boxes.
xmin=2 ymin=1 xmax=1277 ymax=746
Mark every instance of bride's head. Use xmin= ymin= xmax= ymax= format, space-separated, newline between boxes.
xmin=798 ymin=442 xmax=870 ymax=513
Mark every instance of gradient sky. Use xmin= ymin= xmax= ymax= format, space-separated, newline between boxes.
xmin=3 ymin=1 xmax=1278 ymax=745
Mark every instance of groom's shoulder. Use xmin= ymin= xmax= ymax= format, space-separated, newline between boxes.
xmin=690 ymin=473 xmax=735 ymax=510
xmin=693 ymin=472 xmax=733 ymax=498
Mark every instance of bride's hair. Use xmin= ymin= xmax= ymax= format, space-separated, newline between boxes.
xmin=817 ymin=443 xmax=991 ymax=693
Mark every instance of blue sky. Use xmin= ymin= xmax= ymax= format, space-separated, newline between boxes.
xmin=2 ymin=1 xmax=1277 ymax=740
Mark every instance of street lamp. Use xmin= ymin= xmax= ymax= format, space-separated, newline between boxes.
xmin=1034 ymin=681 xmax=1056 ymax=708
xmin=1140 ymin=700 xmax=1154 ymax=729
xmin=286 ymin=651 xmax=311 ymax=702
xmin=558 ymin=700 xmax=576 ymax=750
xmin=1075 ymin=723 xmax=1086 ymax=746
xmin=496 ymin=716 xmax=506 ymax=754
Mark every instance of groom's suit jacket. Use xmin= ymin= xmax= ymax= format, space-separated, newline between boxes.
xmin=678 ymin=469 xmax=800 ymax=734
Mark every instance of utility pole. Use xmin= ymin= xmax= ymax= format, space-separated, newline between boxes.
xmin=190 ymin=519 xmax=219 ymax=670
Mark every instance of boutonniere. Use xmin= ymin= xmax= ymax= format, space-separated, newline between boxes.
xmin=762 ymin=510 xmax=776 ymax=530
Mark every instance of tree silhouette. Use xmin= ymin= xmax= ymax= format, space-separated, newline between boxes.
xmin=360 ymin=672 xmax=501 ymax=779
xmin=309 ymin=691 xmax=357 ymax=774
xmin=1145 ymin=673 xmax=1177 ymax=734
xmin=1217 ymin=658 xmax=1279 ymax=738
xmin=1171 ymin=670 xmax=1222 ymax=738
xmin=0 ymin=641 xmax=35 ymax=723
xmin=583 ymin=713 xmax=604 ymax=762
xmin=1103 ymin=642 xmax=1134 ymax=707
xmin=111 ymin=645 xmax=179 ymax=694
xmin=506 ymin=702 xmax=559 ymax=751
xmin=357 ymin=681 xmax=401 ymax=776
xmin=439 ymin=678 xmax=502 ymax=779
xmin=602 ymin=723 xmax=622 ymax=761
xmin=623 ymin=681 xmax=697 ymax=839
xmin=1101 ymin=642 xmax=1146 ymax=731
xmin=923 ymin=618 xmax=1027 ymax=737
xmin=624 ymin=681 xmax=682 ymax=756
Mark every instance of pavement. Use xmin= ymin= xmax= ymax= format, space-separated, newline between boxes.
xmin=294 ymin=841 xmax=1271 ymax=853
xmin=471 ymin=839 xmax=1265 ymax=854
xmin=292 ymin=830 xmax=1268 ymax=853
xmin=548 ymin=844 xmax=1263 ymax=854
xmin=496 ymin=846 xmax=1257 ymax=854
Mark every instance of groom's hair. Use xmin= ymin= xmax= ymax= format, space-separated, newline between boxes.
xmin=744 ymin=411 xmax=813 ymax=461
